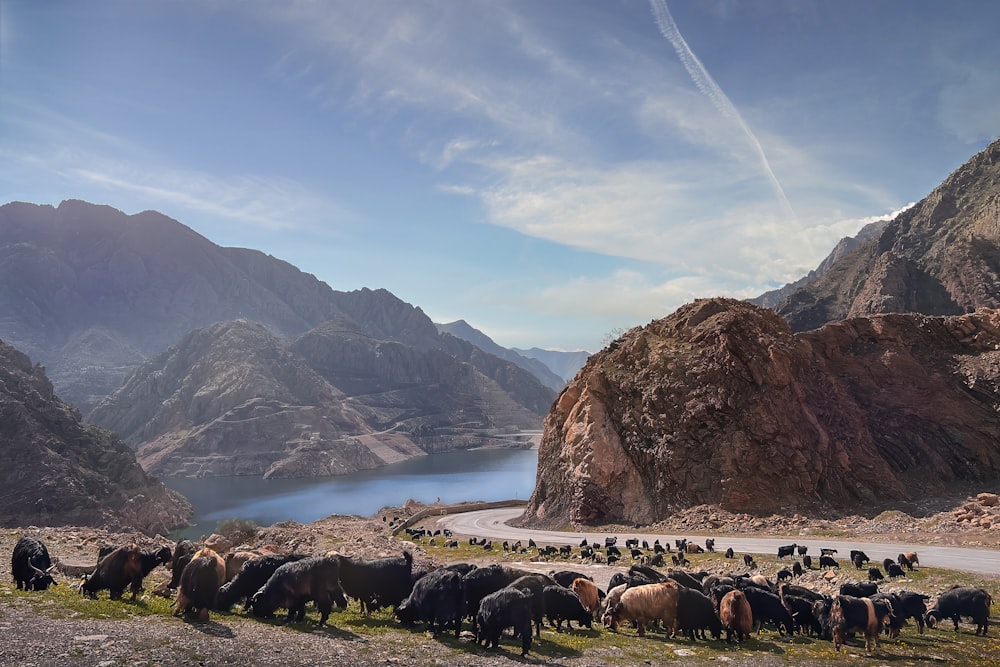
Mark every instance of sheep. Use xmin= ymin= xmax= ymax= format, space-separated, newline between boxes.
xmin=603 ymin=581 xmax=680 ymax=637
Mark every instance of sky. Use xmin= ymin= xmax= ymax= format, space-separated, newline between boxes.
xmin=2 ymin=1 xmax=998 ymax=352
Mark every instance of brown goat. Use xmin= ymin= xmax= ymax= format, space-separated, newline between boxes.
xmin=831 ymin=595 xmax=892 ymax=652
xmin=174 ymin=548 xmax=226 ymax=622
xmin=81 ymin=544 xmax=143 ymax=600
xmin=571 ymin=578 xmax=600 ymax=616
xmin=720 ymin=589 xmax=753 ymax=644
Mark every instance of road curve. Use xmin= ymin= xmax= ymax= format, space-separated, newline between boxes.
xmin=434 ymin=508 xmax=1000 ymax=576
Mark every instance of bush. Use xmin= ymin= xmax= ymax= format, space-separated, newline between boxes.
xmin=216 ymin=518 xmax=258 ymax=546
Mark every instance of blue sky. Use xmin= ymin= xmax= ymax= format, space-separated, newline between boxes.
xmin=2 ymin=1 xmax=998 ymax=352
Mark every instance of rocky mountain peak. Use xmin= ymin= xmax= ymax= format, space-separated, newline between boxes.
xmin=777 ymin=138 xmax=1000 ymax=331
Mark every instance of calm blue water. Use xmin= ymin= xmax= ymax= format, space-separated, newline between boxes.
xmin=162 ymin=448 xmax=538 ymax=539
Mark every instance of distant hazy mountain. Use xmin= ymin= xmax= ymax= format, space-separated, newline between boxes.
xmin=1 ymin=200 xmax=555 ymax=477
xmin=436 ymin=320 xmax=567 ymax=390
xmin=512 ymin=347 xmax=590 ymax=384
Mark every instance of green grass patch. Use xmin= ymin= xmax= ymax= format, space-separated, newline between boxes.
xmin=2 ymin=581 xmax=175 ymax=620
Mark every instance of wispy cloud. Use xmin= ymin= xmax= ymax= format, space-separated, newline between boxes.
xmin=464 ymin=151 xmax=882 ymax=287
xmin=70 ymin=166 xmax=344 ymax=232
xmin=648 ymin=0 xmax=795 ymax=221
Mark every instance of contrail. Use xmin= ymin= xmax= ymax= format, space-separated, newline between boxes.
xmin=648 ymin=0 xmax=796 ymax=221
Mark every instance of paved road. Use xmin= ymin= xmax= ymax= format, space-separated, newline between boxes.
xmin=434 ymin=508 xmax=1000 ymax=576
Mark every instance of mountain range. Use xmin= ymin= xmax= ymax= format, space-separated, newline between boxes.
xmin=8 ymin=134 xmax=1000 ymax=526
xmin=774 ymin=139 xmax=1000 ymax=330
xmin=435 ymin=319 xmax=588 ymax=389
xmin=0 ymin=199 xmax=558 ymax=478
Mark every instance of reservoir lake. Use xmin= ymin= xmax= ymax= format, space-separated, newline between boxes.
xmin=162 ymin=447 xmax=538 ymax=539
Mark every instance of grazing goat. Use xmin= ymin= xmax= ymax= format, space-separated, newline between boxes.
xmin=11 ymin=537 xmax=57 ymax=591
xmin=925 ymin=586 xmax=993 ymax=636
xmin=174 ymin=548 xmax=225 ymax=622
xmin=336 ymin=550 xmax=414 ymax=614
xmin=251 ymin=556 xmax=346 ymax=626
xmin=476 ymin=586 xmax=533 ymax=657
xmin=720 ymin=589 xmax=753 ymax=644
xmin=603 ymin=581 xmax=680 ymax=637
xmin=81 ymin=544 xmax=142 ymax=600
xmin=395 ymin=568 xmax=465 ymax=637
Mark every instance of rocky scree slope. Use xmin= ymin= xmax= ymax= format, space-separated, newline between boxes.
xmin=0 ymin=339 xmax=190 ymax=533
xmin=521 ymin=298 xmax=1000 ymax=528
xmin=777 ymin=138 xmax=1000 ymax=331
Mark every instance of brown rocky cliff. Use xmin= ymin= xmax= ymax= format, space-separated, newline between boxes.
xmin=0 ymin=339 xmax=190 ymax=534
xmin=521 ymin=298 xmax=1000 ymax=527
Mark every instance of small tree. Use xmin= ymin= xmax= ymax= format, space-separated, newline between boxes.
xmin=600 ymin=327 xmax=627 ymax=349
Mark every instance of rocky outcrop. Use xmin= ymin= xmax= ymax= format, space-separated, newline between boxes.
xmin=777 ymin=138 xmax=1000 ymax=331
xmin=0 ymin=339 xmax=190 ymax=534
xmin=521 ymin=298 xmax=1000 ymax=527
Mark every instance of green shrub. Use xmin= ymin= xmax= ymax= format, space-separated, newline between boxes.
xmin=215 ymin=518 xmax=258 ymax=546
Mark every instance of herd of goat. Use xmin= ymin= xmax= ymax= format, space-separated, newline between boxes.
xmin=9 ymin=532 xmax=995 ymax=658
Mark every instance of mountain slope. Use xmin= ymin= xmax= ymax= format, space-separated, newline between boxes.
xmin=0 ymin=339 xmax=190 ymax=533
xmin=776 ymin=139 xmax=1000 ymax=331
xmin=291 ymin=320 xmax=546 ymax=450
xmin=88 ymin=319 xmax=426 ymax=478
xmin=521 ymin=298 xmax=1000 ymax=527
xmin=88 ymin=316 xmax=546 ymax=477
xmin=436 ymin=320 xmax=567 ymax=391
xmin=512 ymin=347 xmax=590 ymax=384
xmin=751 ymin=218 xmax=890 ymax=309
xmin=0 ymin=199 xmax=555 ymax=426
